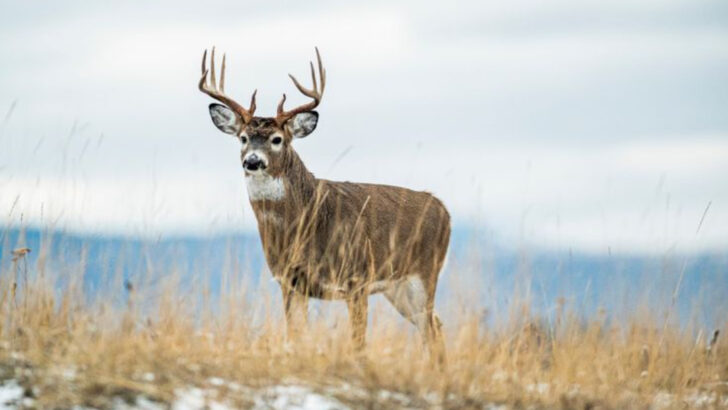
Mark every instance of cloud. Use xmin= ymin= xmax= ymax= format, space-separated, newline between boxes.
xmin=1 ymin=0 xmax=727 ymax=253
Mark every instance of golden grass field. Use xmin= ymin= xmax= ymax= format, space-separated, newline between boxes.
xmin=0 ymin=235 xmax=726 ymax=409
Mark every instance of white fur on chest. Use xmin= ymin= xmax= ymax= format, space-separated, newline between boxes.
xmin=245 ymin=174 xmax=286 ymax=201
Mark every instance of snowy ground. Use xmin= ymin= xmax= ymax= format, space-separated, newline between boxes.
xmin=1 ymin=379 xmax=346 ymax=409
xmin=0 ymin=376 xmax=499 ymax=409
xmin=1 ymin=375 xmax=727 ymax=409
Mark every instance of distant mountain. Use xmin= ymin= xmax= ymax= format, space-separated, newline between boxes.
xmin=1 ymin=226 xmax=726 ymax=329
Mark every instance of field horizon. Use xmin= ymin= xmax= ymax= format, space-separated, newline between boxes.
xmin=3 ymin=225 xmax=726 ymax=328
xmin=0 ymin=224 xmax=726 ymax=408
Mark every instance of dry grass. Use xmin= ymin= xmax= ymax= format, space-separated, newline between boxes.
xmin=0 ymin=242 xmax=726 ymax=409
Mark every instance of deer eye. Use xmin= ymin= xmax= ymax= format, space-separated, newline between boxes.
xmin=271 ymin=136 xmax=283 ymax=145
xmin=240 ymin=136 xmax=248 ymax=144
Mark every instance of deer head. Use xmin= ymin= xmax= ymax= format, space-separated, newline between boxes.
xmin=200 ymin=47 xmax=326 ymax=177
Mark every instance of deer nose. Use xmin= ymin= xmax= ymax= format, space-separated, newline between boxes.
xmin=243 ymin=153 xmax=266 ymax=171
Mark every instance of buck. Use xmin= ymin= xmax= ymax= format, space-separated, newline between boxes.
xmin=199 ymin=47 xmax=451 ymax=359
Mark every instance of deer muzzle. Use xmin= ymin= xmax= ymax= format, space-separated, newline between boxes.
xmin=243 ymin=152 xmax=267 ymax=172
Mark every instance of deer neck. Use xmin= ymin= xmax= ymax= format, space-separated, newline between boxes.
xmin=281 ymin=149 xmax=317 ymax=205
xmin=246 ymin=149 xmax=317 ymax=214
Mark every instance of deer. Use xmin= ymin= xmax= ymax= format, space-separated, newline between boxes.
xmin=198 ymin=47 xmax=451 ymax=361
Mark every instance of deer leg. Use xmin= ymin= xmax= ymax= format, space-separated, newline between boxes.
xmin=383 ymin=275 xmax=446 ymax=365
xmin=426 ymin=309 xmax=447 ymax=367
xmin=347 ymin=291 xmax=368 ymax=352
xmin=282 ymin=288 xmax=308 ymax=342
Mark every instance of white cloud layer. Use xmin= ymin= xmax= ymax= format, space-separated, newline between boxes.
xmin=1 ymin=0 xmax=727 ymax=253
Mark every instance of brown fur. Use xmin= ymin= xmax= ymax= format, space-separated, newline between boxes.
xmin=243 ymin=125 xmax=450 ymax=359
xmin=251 ymin=149 xmax=451 ymax=301
xmin=201 ymin=48 xmax=450 ymax=359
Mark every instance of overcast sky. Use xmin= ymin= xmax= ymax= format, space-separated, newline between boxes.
xmin=1 ymin=0 xmax=727 ymax=253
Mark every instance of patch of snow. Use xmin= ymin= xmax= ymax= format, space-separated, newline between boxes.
xmin=0 ymin=380 xmax=24 ymax=409
xmin=172 ymin=387 xmax=231 ymax=410
xmin=110 ymin=396 xmax=165 ymax=410
xmin=135 ymin=396 xmax=166 ymax=410
xmin=172 ymin=388 xmax=205 ymax=410
xmin=483 ymin=405 xmax=510 ymax=410
xmin=377 ymin=389 xmax=411 ymax=405
xmin=207 ymin=377 xmax=225 ymax=387
xmin=256 ymin=385 xmax=344 ymax=410
xmin=210 ymin=401 xmax=234 ymax=410
xmin=683 ymin=391 xmax=718 ymax=407
xmin=652 ymin=391 xmax=674 ymax=409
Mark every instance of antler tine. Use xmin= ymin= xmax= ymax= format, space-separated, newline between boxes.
xmin=316 ymin=47 xmax=326 ymax=95
xmin=198 ymin=49 xmax=211 ymax=93
xmin=220 ymin=53 xmax=226 ymax=92
xmin=276 ymin=47 xmax=326 ymax=126
xmin=277 ymin=93 xmax=287 ymax=115
xmin=310 ymin=61 xmax=318 ymax=96
xmin=249 ymin=89 xmax=257 ymax=115
xmin=198 ymin=47 xmax=256 ymax=123
xmin=201 ymin=49 xmax=208 ymax=78
xmin=210 ymin=47 xmax=217 ymax=89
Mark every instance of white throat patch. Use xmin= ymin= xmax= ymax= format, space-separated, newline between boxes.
xmin=245 ymin=174 xmax=286 ymax=201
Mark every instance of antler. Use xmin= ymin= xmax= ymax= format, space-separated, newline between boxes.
xmin=275 ymin=47 xmax=326 ymax=126
xmin=199 ymin=47 xmax=257 ymax=123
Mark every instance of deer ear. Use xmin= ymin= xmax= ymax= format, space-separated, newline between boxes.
xmin=209 ymin=103 xmax=243 ymax=136
xmin=286 ymin=111 xmax=318 ymax=139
